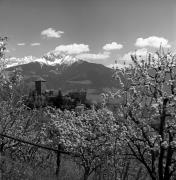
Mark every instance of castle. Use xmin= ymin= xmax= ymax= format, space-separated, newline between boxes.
xmin=25 ymin=77 xmax=89 ymax=112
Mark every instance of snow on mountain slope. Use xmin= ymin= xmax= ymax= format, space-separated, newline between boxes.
xmin=7 ymin=53 xmax=80 ymax=68
xmin=6 ymin=58 xmax=118 ymax=92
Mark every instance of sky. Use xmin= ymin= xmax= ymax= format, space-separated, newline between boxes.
xmin=0 ymin=0 xmax=176 ymax=67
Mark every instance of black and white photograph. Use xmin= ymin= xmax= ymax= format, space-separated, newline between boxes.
xmin=0 ymin=0 xmax=176 ymax=179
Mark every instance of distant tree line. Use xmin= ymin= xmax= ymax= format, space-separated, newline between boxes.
xmin=25 ymin=88 xmax=92 ymax=110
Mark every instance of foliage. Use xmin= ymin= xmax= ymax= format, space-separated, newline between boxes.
xmin=103 ymin=50 xmax=176 ymax=180
xmin=46 ymin=108 xmax=119 ymax=180
xmin=4 ymin=33 xmax=176 ymax=180
xmin=0 ymin=37 xmax=56 ymax=179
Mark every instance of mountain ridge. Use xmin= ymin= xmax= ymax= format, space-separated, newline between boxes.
xmin=8 ymin=53 xmax=83 ymax=68
xmin=6 ymin=59 xmax=119 ymax=101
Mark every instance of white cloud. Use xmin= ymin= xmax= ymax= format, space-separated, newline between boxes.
xmin=7 ymin=56 xmax=36 ymax=68
xmin=135 ymin=36 xmax=171 ymax=48
xmin=122 ymin=48 xmax=148 ymax=61
xmin=31 ymin=43 xmax=40 ymax=46
xmin=41 ymin=28 xmax=64 ymax=38
xmin=17 ymin=43 xmax=25 ymax=46
xmin=111 ymin=48 xmax=149 ymax=68
xmin=103 ymin=42 xmax=123 ymax=51
xmin=54 ymin=43 xmax=89 ymax=54
xmin=112 ymin=48 xmax=162 ymax=68
xmin=107 ymin=63 xmax=125 ymax=69
xmin=76 ymin=52 xmax=110 ymax=60
xmin=7 ymin=56 xmax=52 ymax=67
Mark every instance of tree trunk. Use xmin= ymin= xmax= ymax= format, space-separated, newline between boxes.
xmin=158 ymin=147 xmax=164 ymax=180
xmin=83 ymin=172 xmax=89 ymax=180
xmin=158 ymin=99 xmax=168 ymax=180
xmin=83 ymin=168 xmax=90 ymax=180
xmin=135 ymin=167 xmax=142 ymax=180
xmin=0 ymin=142 xmax=5 ymax=180
xmin=56 ymin=145 xmax=61 ymax=177
xmin=163 ymin=133 xmax=173 ymax=180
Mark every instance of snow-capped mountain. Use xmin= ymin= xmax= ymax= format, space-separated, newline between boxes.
xmin=42 ymin=52 xmax=80 ymax=66
xmin=6 ymin=57 xmax=119 ymax=95
xmin=7 ymin=53 xmax=81 ymax=68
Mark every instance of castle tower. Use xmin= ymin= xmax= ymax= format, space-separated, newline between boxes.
xmin=35 ymin=77 xmax=46 ymax=95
